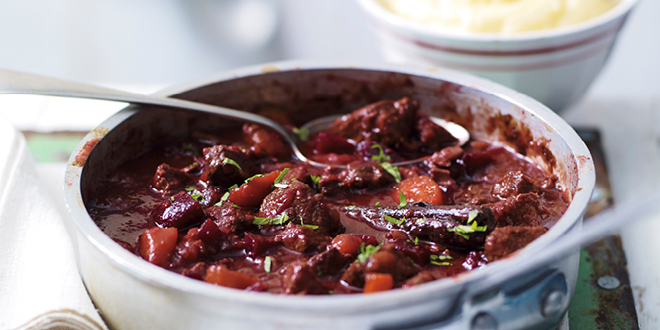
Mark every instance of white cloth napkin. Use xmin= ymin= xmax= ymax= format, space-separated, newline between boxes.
xmin=0 ymin=124 xmax=107 ymax=330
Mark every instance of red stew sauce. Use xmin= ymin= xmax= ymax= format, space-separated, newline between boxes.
xmin=87 ymin=97 xmax=568 ymax=295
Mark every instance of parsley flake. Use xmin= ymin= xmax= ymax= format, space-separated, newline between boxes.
xmin=398 ymin=191 xmax=407 ymax=209
xmin=274 ymin=168 xmax=290 ymax=184
xmin=431 ymin=261 xmax=453 ymax=266
xmin=375 ymin=201 xmax=381 ymax=207
xmin=253 ymin=213 xmax=290 ymax=226
xmin=345 ymin=205 xmax=357 ymax=210
xmin=185 ymin=186 xmax=195 ymax=192
xmin=310 ymin=175 xmax=321 ymax=185
xmin=299 ymin=215 xmax=319 ymax=230
xmin=381 ymin=162 xmax=401 ymax=183
xmin=384 ymin=215 xmax=405 ymax=225
xmin=223 ymin=157 xmax=242 ymax=172
xmin=416 ymin=218 xmax=426 ymax=223
xmin=448 ymin=221 xmax=488 ymax=240
xmin=356 ymin=243 xmax=381 ymax=263
xmin=245 ymin=174 xmax=264 ymax=183
xmin=408 ymin=236 xmax=419 ymax=245
xmin=370 ymin=144 xmax=391 ymax=163
xmin=467 ymin=210 xmax=478 ymax=224
xmin=264 ymin=256 xmax=272 ymax=273
xmin=190 ymin=193 xmax=205 ymax=204
xmin=292 ymin=127 xmax=310 ymax=141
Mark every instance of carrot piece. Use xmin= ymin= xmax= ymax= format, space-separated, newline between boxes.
xmin=205 ymin=265 xmax=259 ymax=290
xmin=138 ymin=227 xmax=178 ymax=268
xmin=331 ymin=234 xmax=363 ymax=255
xmin=397 ymin=175 xmax=445 ymax=205
xmin=363 ymin=273 xmax=394 ymax=293
xmin=229 ymin=170 xmax=280 ymax=207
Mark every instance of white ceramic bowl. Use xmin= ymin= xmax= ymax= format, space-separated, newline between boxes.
xmin=357 ymin=0 xmax=638 ymax=112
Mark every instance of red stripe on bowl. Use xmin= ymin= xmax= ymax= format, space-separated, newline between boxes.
xmin=414 ymin=39 xmax=616 ymax=72
xmin=374 ymin=20 xmax=623 ymax=57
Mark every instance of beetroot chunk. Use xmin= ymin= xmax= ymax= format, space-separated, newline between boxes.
xmin=153 ymin=191 xmax=205 ymax=229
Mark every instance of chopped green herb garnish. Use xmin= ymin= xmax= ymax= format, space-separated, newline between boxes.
xmin=430 ymin=254 xmax=453 ymax=261
xmin=328 ymin=290 xmax=335 ymax=294
xmin=292 ymin=127 xmax=310 ymax=141
xmin=223 ymin=157 xmax=242 ymax=172
xmin=231 ymin=204 xmax=239 ymax=208
xmin=185 ymin=186 xmax=195 ymax=192
xmin=317 ymin=266 xmax=323 ymax=276
xmin=431 ymin=261 xmax=453 ymax=266
xmin=416 ymin=218 xmax=426 ymax=223
xmin=169 ymin=196 xmax=175 ymax=202
xmin=214 ymin=200 xmax=223 ymax=207
xmin=245 ymin=173 xmax=264 ymax=182
xmin=384 ymin=215 xmax=405 ymax=225
xmin=190 ymin=162 xmax=198 ymax=167
xmin=264 ymin=256 xmax=272 ymax=273
xmin=274 ymin=168 xmax=290 ymax=184
xmin=381 ymin=162 xmax=401 ymax=183
xmin=467 ymin=210 xmax=478 ymax=224
xmin=448 ymin=221 xmax=488 ymax=240
xmin=190 ymin=193 xmax=202 ymax=201
xmin=345 ymin=205 xmax=357 ymax=210
xmin=253 ymin=213 xmax=290 ymax=226
xmin=299 ymin=215 xmax=319 ymax=230
xmin=375 ymin=201 xmax=381 ymax=207
xmin=408 ymin=236 xmax=419 ymax=245
xmin=216 ymin=184 xmax=237 ymax=207
xmin=183 ymin=143 xmax=197 ymax=155
xmin=310 ymin=175 xmax=321 ymax=185
xmin=398 ymin=191 xmax=407 ymax=209
xmin=356 ymin=243 xmax=381 ymax=263
xmin=273 ymin=168 xmax=290 ymax=188
xmin=228 ymin=184 xmax=239 ymax=191
xmin=370 ymin=144 xmax=391 ymax=163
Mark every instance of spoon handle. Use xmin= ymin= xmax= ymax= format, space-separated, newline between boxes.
xmin=0 ymin=68 xmax=302 ymax=156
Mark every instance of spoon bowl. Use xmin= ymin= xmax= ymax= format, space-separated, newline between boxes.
xmin=0 ymin=68 xmax=469 ymax=167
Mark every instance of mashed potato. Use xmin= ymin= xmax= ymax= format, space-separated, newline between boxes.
xmin=377 ymin=0 xmax=621 ymax=34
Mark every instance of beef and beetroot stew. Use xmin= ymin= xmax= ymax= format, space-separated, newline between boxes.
xmin=87 ymin=97 xmax=568 ymax=295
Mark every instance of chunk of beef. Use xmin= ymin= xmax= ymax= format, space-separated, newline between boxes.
xmin=338 ymin=163 xmax=395 ymax=190
xmin=281 ymin=260 xmax=326 ymax=295
xmin=181 ymin=262 xmax=207 ymax=280
xmin=384 ymin=231 xmax=432 ymax=265
xmin=341 ymin=243 xmax=418 ymax=288
xmin=427 ymin=146 xmax=464 ymax=168
xmin=275 ymin=223 xmax=331 ymax=253
xmin=307 ymin=248 xmax=352 ymax=277
xmin=317 ymin=173 xmax=342 ymax=196
xmin=340 ymin=260 xmax=366 ymax=288
xmin=484 ymin=226 xmax=547 ymax=261
xmin=259 ymin=180 xmax=343 ymax=235
xmin=152 ymin=163 xmax=192 ymax=194
xmin=243 ymin=123 xmax=289 ymax=159
xmin=489 ymin=193 xmax=542 ymax=227
xmin=491 ymin=170 xmax=541 ymax=199
xmin=282 ymin=166 xmax=310 ymax=183
xmin=171 ymin=219 xmax=238 ymax=268
xmin=244 ymin=232 xmax=277 ymax=257
xmin=415 ymin=115 xmax=458 ymax=151
xmin=364 ymin=244 xmax=418 ymax=284
xmin=326 ymin=97 xmax=418 ymax=149
xmin=152 ymin=191 xmax=205 ymax=229
xmin=205 ymin=203 xmax=255 ymax=234
xmin=202 ymin=145 xmax=257 ymax=187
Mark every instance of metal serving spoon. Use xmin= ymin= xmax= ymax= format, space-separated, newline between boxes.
xmin=0 ymin=68 xmax=469 ymax=167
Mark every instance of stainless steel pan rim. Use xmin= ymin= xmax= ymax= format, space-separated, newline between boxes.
xmin=64 ymin=60 xmax=595 ymax=313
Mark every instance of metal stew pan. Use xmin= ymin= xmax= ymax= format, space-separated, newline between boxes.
xmin=64 ymin=61 xmax=595 ymax=330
